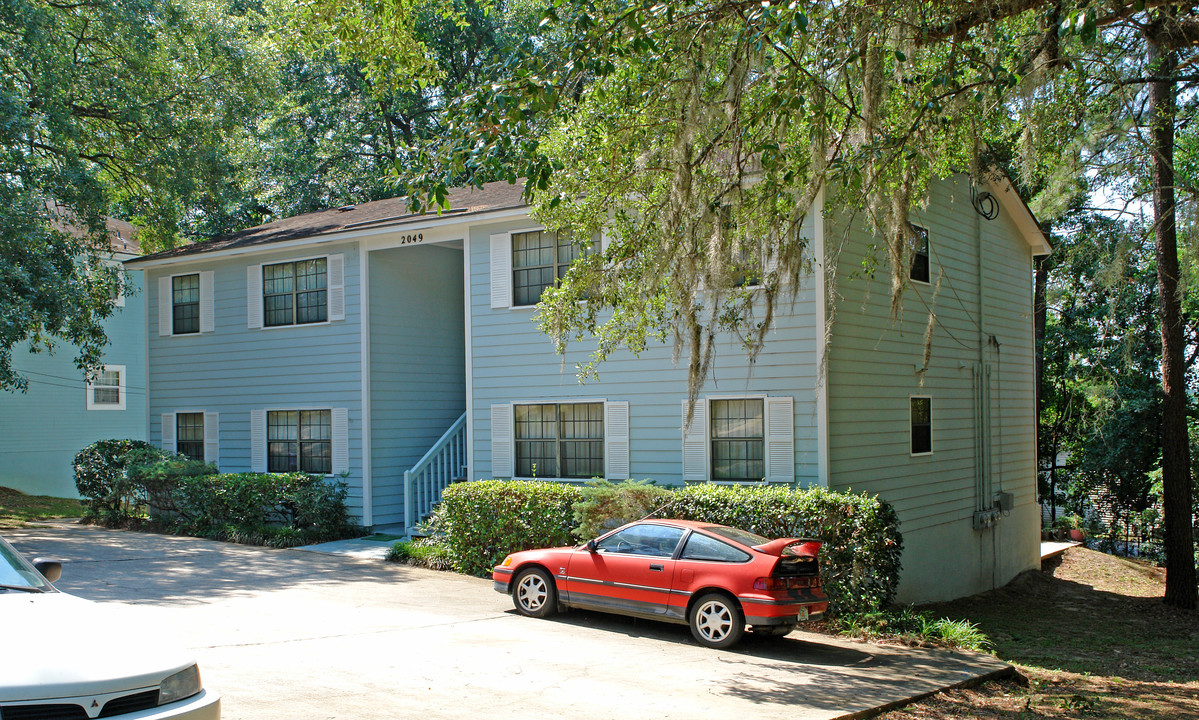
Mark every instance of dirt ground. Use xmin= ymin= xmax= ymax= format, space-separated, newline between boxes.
xmin=876 ymin=547 xmax=1199 ymax=720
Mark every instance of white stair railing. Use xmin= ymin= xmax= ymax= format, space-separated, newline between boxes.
xmin=404 ymin=412 xmax=467 ymax=532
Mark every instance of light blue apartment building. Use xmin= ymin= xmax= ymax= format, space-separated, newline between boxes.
xmin=1 ymin=223 xmax=147 ymax=498
xmin=128 ymin=176 xmax=1050 ymax=602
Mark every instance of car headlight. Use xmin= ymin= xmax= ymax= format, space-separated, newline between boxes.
xmin=159 ymin=664 xmax=203 ymax=705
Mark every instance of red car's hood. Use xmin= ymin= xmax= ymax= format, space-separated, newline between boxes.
xmin=752 ymin=538 xmax=822 ymax=557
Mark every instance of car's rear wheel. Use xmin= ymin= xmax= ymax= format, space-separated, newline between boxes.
xmin=513 ymin=568 xmax=557 ymax=618
xmin=689 ymin=593 xmax=744 ymax=649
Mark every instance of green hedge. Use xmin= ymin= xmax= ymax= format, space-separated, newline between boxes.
xmin=439 ymin=479 xmax=901 ymax=615
xmin=433 ymin=480 xmax=582 ymax=576
xmin=665 ymin=484 xmax=903 ymax=614
xmin=72 ymin=439 xmax=362 ymax=547
xmin=171 ymin=472 xmax=359 ymax=546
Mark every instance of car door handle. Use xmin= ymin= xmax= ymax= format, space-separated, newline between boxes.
xmin=649 ymin=564 xmax=664 ymax=571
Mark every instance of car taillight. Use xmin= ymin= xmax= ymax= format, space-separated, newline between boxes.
xmin=754 ymin=576 xmax=818 ymax=591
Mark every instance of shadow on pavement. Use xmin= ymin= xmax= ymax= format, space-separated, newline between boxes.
xmin=4 ymin=523 xmax=421 ymax=606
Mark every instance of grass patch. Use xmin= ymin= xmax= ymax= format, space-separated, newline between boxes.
xmin=387 ymin=538 xmax=453 ymax=571
xmin=833 ymin=606 xmax=992 ymax=651
xmin=874 ymin=547 xmax=1199 ymax=720
xmin=0 ymin=487 xmax=83 ymax=529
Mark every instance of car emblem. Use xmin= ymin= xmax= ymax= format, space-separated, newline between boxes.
xmin=92 ymin=700 xmax=100 ymax=708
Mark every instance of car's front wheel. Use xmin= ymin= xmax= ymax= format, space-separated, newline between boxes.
xmin=689 ymin=593 xmax=745 ymax=649
xmin=513 ymin=567 xmax=558 ymax=618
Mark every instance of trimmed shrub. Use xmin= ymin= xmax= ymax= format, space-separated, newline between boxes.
xmin=170 ymin=472 xmax=359 ymax=546
xmin=572 ymin=479 xmax=672 ymax=539
xmin=74 ymin=439 xmax=164 ymax=521
xmin=437 ymin=480 xmax=582 ymax=576
xmin=667 ymin=484 xmax=903 ymax=614
xmin=127 ymin=455 xmax=217 ymax=518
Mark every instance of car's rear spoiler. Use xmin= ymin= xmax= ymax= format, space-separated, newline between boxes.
xmin=752 ymin=538 xmax=822 ymax=557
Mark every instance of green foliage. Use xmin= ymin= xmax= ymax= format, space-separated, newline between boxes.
xmin=436 ymin=478 xmax=899 ymax=614
xmin=572 ymin=479 xmax=670 ymax=539
xmin=171 ymin=472 xmax=359 ymax=545
xmin=665 ymin=484 xmax=903 ymax=615
xmin=388 ymin=537 xmax=453 ymax=571
xmin=73 ymin=439 xmax=163 ymax=521
xmin=0 ymin=0 xmax=270 ymax=387
xmin=127 ymin=454 xmax=218 ymax=518
xmin=73 ymin=439 xmax=359 ymax=546
xmin=834 ymin=606 xmax=991 ymax=652
xmin=435 ymin=480 xmax=582 ymax=576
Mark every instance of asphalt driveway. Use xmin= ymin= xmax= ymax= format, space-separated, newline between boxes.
xmin=5 ymin=524 xmax=1012 ymax=720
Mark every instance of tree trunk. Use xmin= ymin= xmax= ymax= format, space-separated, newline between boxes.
xmin=1034 ymin=254 xmax=1050 ymax=518
xmin=1147 ymin=38 xmax=1197 ymax=610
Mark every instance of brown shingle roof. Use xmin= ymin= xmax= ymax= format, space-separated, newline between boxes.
xmin=129 ymin=180 xmax=528 ymax=264
xmin=47 ymin=201 xmax=140 ymax=255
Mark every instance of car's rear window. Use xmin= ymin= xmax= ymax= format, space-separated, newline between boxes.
xmin=702 ymin=526 xmax=768 ymax=548
xmin=680 ymin=533 xmax=751 ymax=563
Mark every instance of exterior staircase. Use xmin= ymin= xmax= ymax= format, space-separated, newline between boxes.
xmin=404 ymin=412 xmax=467 ymax=533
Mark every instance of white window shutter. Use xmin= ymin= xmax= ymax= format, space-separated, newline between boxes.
xmin=765 ymin=396 xmax=795 ymax=483
xmin=681 ymin=399 xmax=707 ymax=482
xmin=250 ymin=409 xmax=267 ymax=472
xmin=158 ymin=277 xmax=171 ymax=336
xmin=203 ymin=412 xmax=219 ymax=468
xmin=112 ymin=265 xmax=125 ymax=308
xmin=246 ymin=265 xmax=263 ymax=329
xmin=331 ymin=408 xmax=349 ymax=474
xmin=490 ymin=233 xmax=511 ymax=309
xmin=199 ymin=271 xmax=215 ymax=333
xmin=328 ymin=254 xmax=346 ymax=321
xmin=491 ymin=404 xmax=513 ymax=477
xmin=605 ymin=401 xmax=630 ymax=480
xmin=161 ymin=413 xmax=176 ymax=453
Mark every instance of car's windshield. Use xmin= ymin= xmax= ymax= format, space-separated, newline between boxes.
xmin=702 ymin=526 xmax=769 ymax=547
xmin=0 ymin=539 xmax=48 ymax=590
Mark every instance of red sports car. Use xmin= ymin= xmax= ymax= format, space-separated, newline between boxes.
xmin=493 ymin=519 xmax=828 ymax=648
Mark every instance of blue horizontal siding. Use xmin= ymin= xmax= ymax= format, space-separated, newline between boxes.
xmin=0 ymin=268 xmax=147 ymax=498
xmin=467 ymin=219 xmax=822 ymax=486
xmin=145 ymin=243 xmax=365 ymax=519
xmin=368 ymin=244 xmax=466 ymax=527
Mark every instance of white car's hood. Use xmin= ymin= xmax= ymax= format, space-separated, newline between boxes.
xmin=0 ymin=591 xmax=195 ymax=703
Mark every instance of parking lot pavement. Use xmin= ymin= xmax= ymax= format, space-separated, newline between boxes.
xmin=6 ymin=523 xmax=1014 ymax=720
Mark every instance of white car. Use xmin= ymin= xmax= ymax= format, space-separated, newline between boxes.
xmin=0 ymin=535 xmax=220 ymax=719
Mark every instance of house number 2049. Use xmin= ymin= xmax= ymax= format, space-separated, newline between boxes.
xmin=399 ymin=233 xmax=424 ymax=245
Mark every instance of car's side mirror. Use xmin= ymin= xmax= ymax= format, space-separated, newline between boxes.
xmin=33 ymin=559 xmax=62 ymax=583
xmin=586 ymin=539 xmax=598 ymax=553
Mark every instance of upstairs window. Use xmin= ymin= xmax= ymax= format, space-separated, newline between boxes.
xmin=86 ymin=365 xmax=125 ymax=411
xmin=710 ymin=398 xmax=765 ymax=482
xmin=176 ymin=412 xmax=205 ymax=462
xmin=512 ymin=231 xmax=592 ymax=307
xmin=172 ymin=274 xmax=200 ymax=334
xmin=911 ymin=396 xmax=932 ymax=455
xmin=264 ymin=259 xmax=327 ymax=327
xmin=514 ymin=402 xmax=604 ymax=479
xmin=267 ymin=410 xmax=332 ymax=474
xmin=910 ymin=226 xmax=930 ymax=284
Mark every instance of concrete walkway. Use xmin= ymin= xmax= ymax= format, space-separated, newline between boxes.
xmin=6 ymin=523 xmax=1014 ymax=720
xmin=293 ymin=534 xmax=399 ymax=560
xmin=1040 ymin=540 xmax=1081 ymax=561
